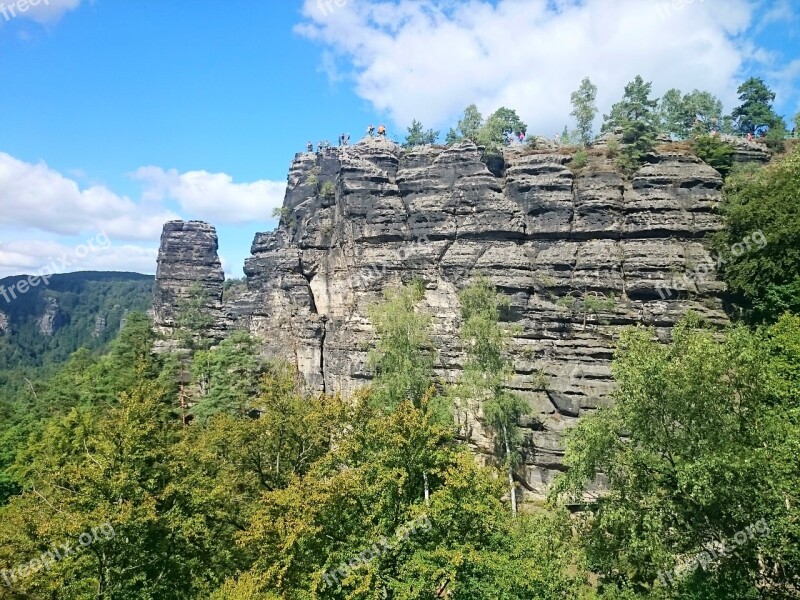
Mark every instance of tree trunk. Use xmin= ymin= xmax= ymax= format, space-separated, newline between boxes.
xmin=503 ymin=424 xmax=517 ymax=517
xmin=423 ymin=471 xmax=430 ymax=507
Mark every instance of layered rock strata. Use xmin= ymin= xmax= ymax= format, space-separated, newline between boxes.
xmin=155 ymin=139 xmax=732 ymax=499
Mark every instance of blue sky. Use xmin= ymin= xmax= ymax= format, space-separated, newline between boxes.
xmin=0 ymin=0 xmax=798 ymax=278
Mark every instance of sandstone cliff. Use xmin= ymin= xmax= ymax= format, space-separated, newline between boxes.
xmin=154 ymin=138 xmax=736 ymax=500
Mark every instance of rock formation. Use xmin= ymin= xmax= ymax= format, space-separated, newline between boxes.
xmin=154 ymin=138 xmax=735 ymax=500
xmin=37 ymin=296 xmax=64 ymax=336
xmin=152 ymin=220 xmax=226 ymax=343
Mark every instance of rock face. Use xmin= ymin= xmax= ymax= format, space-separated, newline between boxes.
xmin=0 ymin=310 xmax=8 ymax=335
xmin=37 ymin=296 xmax=65 ymax=336
xmin=153 ymin=139 xmax=732 ymax=500
xmin=152 ymin=220 xmax=226 ymax=341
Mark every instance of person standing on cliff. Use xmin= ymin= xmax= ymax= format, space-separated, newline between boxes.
xmin=367 ymin=124 xmax=375 ymax=138
xmin=378 ymin=124 xmax=386 ymax=138
xmin=307 ymin=141 xmax=313 ymax=153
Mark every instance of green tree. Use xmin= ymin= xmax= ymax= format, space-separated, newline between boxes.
xmin=457 ymin=277 xmax=527 ymax=517
xmin=571 ymin=77 xmax=599 ymax=146
xmin=0 ymin=377 xmax=215 ymax=598
xmin=660 ymin=89 xmax=723 ymax=139
xmin=554 ymin=316 xmax=800 ymax=598
xmin=367 ymin=280 xmax=436 ymax=412
xmin=659 ymin=88 xmax=687 ymax=138
xmin=692 ymin=134 xmax=735 ymax=177
xmin=711 ymin=145 xmax=800 ymax=323
xmin=731 ymin=77 xmax=783 ymax=135
xmin=190 ymin=330 xmax=261 ymax=421
xmin=602 ymin=75 xmax=660 ymax=173
xmin=456 ymin=103 xmax=484 ymax=142
xmin=445 ymin=127 xmax=460 ymax=145
xmin=685 ymin=89 xmax=724 ymax=135
xmin=176 ymin=282 xmax=215 ymax=351
xmin=476 ymin=107 xmax=527 ymax=152
xmin=403 ymin=119 xmax=439 ymax=148
xmin=219 ymin=398 xmax=590 ymax=598
xmin=793 ymin=111 xmax=800 ymax=135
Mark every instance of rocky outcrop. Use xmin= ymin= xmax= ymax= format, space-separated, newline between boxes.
xmin=152 ymin=220 xmax=226 ymax=342
xmin=37 ymin=296 xmax=65 ymax=336
xmin=719 ymin=134 xmax=771 ymax=164
xmin=153 ymin=138 xmax=732 ymax=500
xmin=0 ymin=310 xmax=8 ymax=335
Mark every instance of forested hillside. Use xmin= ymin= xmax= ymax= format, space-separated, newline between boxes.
xmin=0 ymin=271 xmax=153 ymax=369
xmin=1 ymin=78 xmax=799 ymax=598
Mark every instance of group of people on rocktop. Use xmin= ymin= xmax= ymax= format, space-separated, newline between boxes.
xmin=305 ymin=124 xmax=387 ymax=154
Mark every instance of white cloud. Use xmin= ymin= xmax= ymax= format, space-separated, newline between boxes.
xmin=0 ymin=152 xmax=179 ymax=241
xmin=0 ymin=0 xmax=82 ymax=25
xmin=0 ymin=236 xmax=158 ymax=278
xmin=1 ymin=152 xmax=286 ymax=277
xmin=297 ymin=0 xmax=759 ymax=133
xmin=131 ymin=166 xmax=287 ymax=226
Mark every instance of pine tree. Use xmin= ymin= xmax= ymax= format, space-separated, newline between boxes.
xmin=403 ymin=119 xmax=439 ymax=148
xmin=731 ymin=77 xmax=783 ymax=135
xmin=602 ymin=75 xmax=660 ymax=173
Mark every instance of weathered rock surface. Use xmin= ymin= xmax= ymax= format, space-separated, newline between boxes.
xmin=37 ymin=296 xmax=65 ymax=336
xmin=152 ymin=220 xmax=226 ymax=342
xmin=154 ymin=139 xmax=734 ymax=500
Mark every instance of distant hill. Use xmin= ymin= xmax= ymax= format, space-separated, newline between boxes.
xmin=0 ymin=271 xmax=154 ymax=369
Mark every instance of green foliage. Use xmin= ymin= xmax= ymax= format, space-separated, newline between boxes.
xmin=367 ymin=280 xmax=436 ymax=412
xmin=403 ymin=119 xmax=439 ymax=147
xmin=572 ymin=147 xmax=589 ymax=170
xmin=731 ymin=77 xmax=783 ymax=135
xmin=659 ymin=88 xmax=723 ymax=139
xmin=554 ymin=316 xmax=800 ymax=598
xmin=457 ymin=277 xmax=528 ymax=515
xmin=320 ymin=180 xmax=336 ymax=199
xmin=606 ymin=138 xmax=620 ymax=158
xmin=224 ymin=397 xmax=590 ymax=598
xmin=793 ymin=111 xmax=800 ymax=134
xmin=476 ymin=107 xmax=527 ymax=154
xmin=190 ymin=331 xmax=261 ymax=421
xmin=602 ymin=75 xmax=660 ymax=173
xmin=692 ymin=134 xmax=735 ymax=177
xmin=558 ymin=291 xmax=617 ymax=329
xmin=176 ymin=282 xmax=215 ymax=351
xmin=764 ymin=121 xmax=788 ymax=153
xmin=456 ymin=103 xmax=484 ymax=142
xmin=711 ymin=145 xmax=800 ymax=323
xmin=561 ymin=125 xmax=571 ymax=145
xmin=271 ymin=206 xmax=289 ymax=219
xmin=571 ymin=77 xmax=598 ymax=146
xmin=0 ymin=272 xmax=153 ymax=370
xmin=445 ymin=127 xmax=460 ymax=145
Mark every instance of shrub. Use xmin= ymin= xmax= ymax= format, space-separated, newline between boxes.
xmin=692 ymin=135 xmax=735 ymax=178
xmin=571 ymin=148 xmax=588 ymax=170
xmin=606 ymin=139 xmax=620 ymax=158
xmin=320 ymin=181 xmax=335 ymax=199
